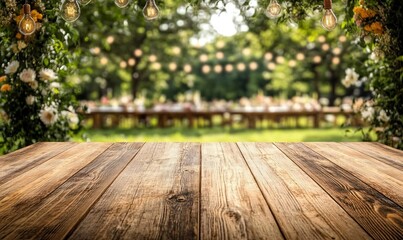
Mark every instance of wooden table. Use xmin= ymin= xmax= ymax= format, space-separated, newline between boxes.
xmin=0 ymin=142 xmax=402 ymax=239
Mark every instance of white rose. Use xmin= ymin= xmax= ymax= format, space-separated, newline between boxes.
xmin=378 ymin=109 xmax=390 ymax=122
xmin=20 ymin=68 xmax=36 ymax=83
xmin=39 ymin=105 xmax=58 ymax=126
xmin=17 ymin=41 xmax=27 ymax=50
xmin=29 ymin=80 xmax=39 ymax=90
xmin=361 ymin=106 xmax=374 ymax=121
xmin=49 ymin=82 xmax=61 ymax=89
xmin=342 ymin=68 xmax=359 ymax=88
xmin=39 ymin=68 xmax=57 ymax=81
xmin=26 ymin=95 xmax=36 ymax=105
xmin=5 ymin=61 xmax=20 ymax=74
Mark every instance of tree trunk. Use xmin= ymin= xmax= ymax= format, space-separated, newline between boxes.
xmin=312 ymin=65 xmax=321 ymax=100
xmin=328 ymin=69 xmax=338 ymax=106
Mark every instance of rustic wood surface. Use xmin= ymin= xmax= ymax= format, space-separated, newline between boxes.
xmin=0 ymin=142 xmax=402 ymax=240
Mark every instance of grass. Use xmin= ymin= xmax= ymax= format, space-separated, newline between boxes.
xmin=74 ymin=126 xmax=366 ymax=142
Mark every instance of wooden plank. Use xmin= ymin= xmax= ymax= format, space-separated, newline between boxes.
xmin=341 ymin=142 xmax=403 ymax=169
xmin=69 ymin=142 xmax=200 ymax=239
xmin=238 ymin=142 xmax=371 ymax=239
xmin=0 ymin=143 xmax=144 ymax=240
xmin=275 ymin=142 xmax=403 ymax=240
xmin=0 ymin=142 xmax=77 ymax=185
xmin=200 ymin=143 xmax=283 ymax=239
xmin=0 ymin=142 xmax=112 ymax=233
xmin=306 ymin=142 xmax=403 ymax=206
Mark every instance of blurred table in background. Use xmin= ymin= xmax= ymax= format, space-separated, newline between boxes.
xmin=84 ymin=107 xmax=355 ymax=129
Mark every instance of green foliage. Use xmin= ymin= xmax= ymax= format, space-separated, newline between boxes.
xmin=342 ymin=0 xmax=403 ymax=149
xmin=0 ymin=0 xmax=83 ymax=153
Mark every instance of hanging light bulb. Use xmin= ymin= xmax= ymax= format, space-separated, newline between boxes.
xmin=265 ymin=0 xmax=282 ymax=19
xmin=143 ymin=0 xmax=159 ymax=20
xmin=322 ymin=0 xmax=337 ymax=31
xmin=19 ymin=4 xmax=36 ymax=36
xmin=60 ymin=0 xmax=80 ymax=22
xmin=115 ymin=0 xmax=130 ymax=8
xmin=79 ymin=0 xmax=91 ymax=6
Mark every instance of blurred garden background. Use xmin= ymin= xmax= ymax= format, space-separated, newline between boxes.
xmin=1 ymin=0 xmax=402 ymax=153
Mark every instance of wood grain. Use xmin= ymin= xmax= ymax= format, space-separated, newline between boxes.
xmin=0 ymin=142 xmax=76 ymax=185
xmin=238 ymin=142 xmax=371 ymax=239
xmin=341 ymin=142 xmax=403 ymax=169
xmin=1 ymin=143 xmax=143 ymax=240
xmin=200 ymin=143 xmax=283 ymax=239
xmin=0 ymin=142 xmax=112 ymax=234
xmin=306 ymin=142 xmax=403 ymax=206
xmin=69 ymin=142 xmax=200 ymax=240
xmin=276 ymin=142 xmax=403 ymax=240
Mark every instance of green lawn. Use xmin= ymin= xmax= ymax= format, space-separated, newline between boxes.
xmin=74 ymin=127 xmax=366 ymax=142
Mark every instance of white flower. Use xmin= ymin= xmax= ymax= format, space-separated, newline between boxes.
xmin=39 ymin=105 xmax=58 ymax=126
xmin=363 ymin=35 xmax=372 ymax=44
xmin=17 ymin=41 xmax=27 ymax=50
xmin=5 ymin=61 xmax=19 ymax=74
xmin=62 ymin=109 xmax=79 ymax=126
xmin=342 ymin=68 xmax=359 ymax=88
xmin=378 ymin=109 xmax=389 ymax=122
xmin=29 ymin=80 xmax=39 ymax=90
xmin=49 ymin=82 xmax=61 ymax=89
xmin=20 ymin=68 xmax=36 ymax=83
xmin=361 ymin=106 xmax=374 ymax=121
xmin=26 ymin=95 xmax=36 ymax=105
xmin=39 ymin=69 xmax=57 ymax=81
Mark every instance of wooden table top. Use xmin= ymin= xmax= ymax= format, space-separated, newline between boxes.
xmin=0 ymin=142 xmax=402 ymax=239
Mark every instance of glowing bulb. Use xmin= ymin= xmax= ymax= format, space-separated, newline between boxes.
xmin=265 ymin=0 xmax=282 ymax=19
xmin=60 ymin=0 xmax=80 ymax=22
xmin=143 ymin=0 xmax=159 ymax=20
xmin=19 ymin=4 xmax=36 ymax=36
xmin=322 ymin=0 xmax=337 ymax=31
xmin=79 ymin=0 xmax=91 ymax=6
xmin=115 ymin=0 xmax=130 ymax=8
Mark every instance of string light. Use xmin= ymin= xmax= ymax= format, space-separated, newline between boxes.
xmin=168 ymin=62 xmax=177 ymax=71
xmin=183 ymin=64 xmax=192 ymax=73
xmin=148 ymin=54 xmax=157 ymax=62
xmin=339 ymin=35 xmax=347 ymax=43
xmin=321 ymin=43 xmax=330 ymax=51
xmin=332 ymin=57 xmax=340 ymax=65
xmin=199 ymin=54 xmax=208 ymax=62
xmin=216 ymin=52 xmax=224 ymax=60
xmin=115 ymin=0 xmax=130 ymax=8
xmin=202 ymin=65 xmax=211 ymax=74
xmin=134 ymin=49 xmax=143 ymax=57
xmin=60 ymin=0 xmax=80 ymax=22
xmin=267 ymin=62 xmax=276 ymax=70
xmin=249 ymin=62 xmax=258 ymax=70
xmin=288 ymin=60 xmax=297 ymax=68
xmin=275 ymin=56 xmax=285 ymax=64
xmin=143 ymin=0 xmax=159 ymax=20
xmin=19 ymin=4 xmax=36 ymax=36
xmin=264 ymin=52 xmax=273 ymax=61
xmin=265 ymin=0 xmax=282 ymax=19
xmin=296 ymin=53 xmax=305 ymax=61
xmin=237 ymin=63 xmax=246 ymax=71
xmin=313 ymin=55 xmax=322 ymax=63
xmin=332 ymin=47 xmax=342 ymax=55
xmin=128 ymin=58 xmax=136 ymax=66
xmin=214 ymin=65 xmax=223 ymax=73
xmin=225 ymin=64 xmax=234 ymax=72
xmin=322 ymin=0 xmax=337 ymax=31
